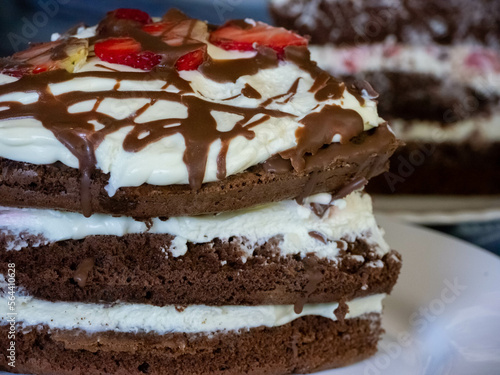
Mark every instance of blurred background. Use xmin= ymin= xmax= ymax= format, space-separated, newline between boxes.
xmin=0 ymin=0 xmax=270 ymax=56
xmin=1 ymin=0 xmax=499 ymax=256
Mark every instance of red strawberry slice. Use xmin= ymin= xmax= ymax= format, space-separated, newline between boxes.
xmin=110 ymin=8 xmax=152 ymax=25
xmin=10 ymin=41 xmax=62 ymax=74
xmin=142 ymin=22 xmax=172 ymax=37
xmin=142 ymin=19 xmax=208 ymax=71
xmin=210 ymin=21 xmax=308 ymax=55
xmin=95 ymin=37 xmax=141 ymax=57
xmin=0 ymin=58 xmax=32 ymax=78
xmin=1 ymin=39 xmax=88 ymax=77
xmin=175 ymin=49 xmax=205 ymax=71
xmin=94 ymin=37 xmax=162 ymax=71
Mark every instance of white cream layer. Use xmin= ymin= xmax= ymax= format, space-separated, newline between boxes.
xmin=0 ymin=292 xmax=385 ymax=334
xmin=0 ymin=25 xmax=384 ymax=196
xmin=390 ymin=115 xmax=500 ymax=143
xmin=0 ymin=191 xmax=390 ymax=260
xmin=310 ymin=43 xmax=500 ymax=96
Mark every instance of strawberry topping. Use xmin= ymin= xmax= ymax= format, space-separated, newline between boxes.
xmin=0 ymin=59 xmax=32 ymax=78
xmin=1 ymin=39 xmax=88 ymax=77
xmin=142 ymin=18 xmax=209 ymax=70
xmin=94 ymin=37 xmax=162 ymax=71
xmin=210 ymin=21 xmax=308 ymax=55
xmin=96 ymin=10 xmax=209 ymax=72
xmin=110 ymin=8 xmax=152 ymax=25
xmin=175 ymin=49 xmax=205 ymax=71
xmin=143 ymin=18 xmax=208 ymax=45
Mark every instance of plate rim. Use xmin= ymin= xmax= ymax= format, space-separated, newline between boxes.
xmin=373 ymin=195 xmax=500 ymax=225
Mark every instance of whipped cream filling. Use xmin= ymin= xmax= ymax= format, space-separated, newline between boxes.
xmin=0 ymin=24 xmax=384 ymax=196
xmin=390 ymin=115 xmax=500 ymax=143
xmin=0 ymin=292 xmax=385 ymax=335
xmin=0 ymin=191 xmax=389 ymax=259
xmin=310 ymin=43 xmax=500 ymax=96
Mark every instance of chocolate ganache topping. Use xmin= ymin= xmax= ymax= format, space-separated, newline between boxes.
xmin=0 ymin=9 xmax=380 ymax=216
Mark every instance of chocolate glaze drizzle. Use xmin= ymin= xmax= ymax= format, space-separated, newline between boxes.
xmin=285 ymin=46 xmax=371 ymax=104
xmin=0 ymin=10 xmax=373 ymax=216
xmin=73 ymin=257 xmax=95 ymax=288
xmin=281 ymin=105 xmax=364 ymax=171
xmin=330 ymin=176 xmax=368 ymax=201
xmin=262 ymin=154 xmax=293 ymax=173
xmin=199 ymin=47 xmax=279 ymax=83
xmin=294 ymin=257 xmax=323 ymax=314
xmin=306 ymin=176 xmax=369 ymax=218
xmin=0 ymin=69 xmax=290 ymax=215
xmin=241 ymin=83 xmax=262 ymax=99
xmin=310 ymin=203 xmax=330 ymax=218
xmin=308 ymin=231 xmax=327 ymax=244
xmin=296 ymin=171 xmax=320 ymax=205
xmin=334 ymin=298 xmax=350 ymax=326
xmin=261 ymin=77 xmax=301 ymax=107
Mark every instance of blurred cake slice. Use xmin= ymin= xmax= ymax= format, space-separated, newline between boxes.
xmin=271 ymin=0 xmax=500 ymax=195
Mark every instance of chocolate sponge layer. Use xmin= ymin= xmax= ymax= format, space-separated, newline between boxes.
xmin=0 ymin=314 xmax=382 ymax=375
xmin=0 ymin=125 xmax=397 ymax=218
xmin=0 ymin=232 xmax=401 ymax=306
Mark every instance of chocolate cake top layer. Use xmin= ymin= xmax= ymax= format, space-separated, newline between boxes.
xmin=0 ymin=124 xmax=398 ymax=217
xmin=0 ymin=8 xmax=388 ymax=217
xmin=270 ymin=0 xmax=500 ymax=47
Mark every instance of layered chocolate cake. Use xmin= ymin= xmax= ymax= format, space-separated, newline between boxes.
xmin=271 ymin=0 xmax=500 ymax=195
xmin=0 ymin=8 xmax=401 ymax=375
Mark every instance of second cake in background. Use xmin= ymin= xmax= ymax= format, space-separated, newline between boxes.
xmin=270 ymin=0 xmax=500 ymax=195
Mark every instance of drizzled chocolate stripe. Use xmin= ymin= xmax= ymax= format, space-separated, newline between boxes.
xmin=281 ymin=105 xmax=364 ymax=171
xmin=0 ymin=68 xmax=291 ymax=216
xmin=0 ymin=11 xmax=372 ymax=217
xmin=285 ymin=46 xmax=371 ymax=103
xmin=199 ymin=47 xmax=279 ymax=83
xmin=242 ymin=84 xmax=262 ymax=99
xmin=261 ymin=77 xmax=301 ymax=107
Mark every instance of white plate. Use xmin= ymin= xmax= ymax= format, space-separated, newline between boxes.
xmin=2 ymin=217 xmax=500 ymax=375
xmin=372 ymin=195 xmax=500 ymax=225
xmin=316 ymin=216 xmax=500 ymax=375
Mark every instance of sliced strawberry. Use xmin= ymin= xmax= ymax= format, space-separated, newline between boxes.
xmin=142 ymin=19 xmax=208 ymax=71
xmin=142 ymin=22 xmax=172 ymax=37
xmin=175 ymin=49 xmax=205 ymax=71
xmin=32 ymin=65 xmax=49 ymax=74
xmin=94 ymin=37 xmax=162 ymax=70
xmin=94 ymin=37 xmax=141 ymax=58
xmin=1 ymin=39 xmax=88 ymax=77
xmin=109 ymin=8 xmax=152 ymax=25
xmin=0 ymin=58 xmax=32 ymax=78
xmin=210 ymin=21 xmax=308 ymax=55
